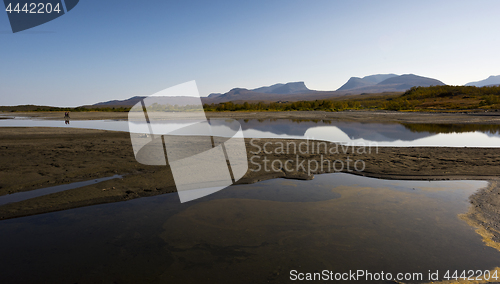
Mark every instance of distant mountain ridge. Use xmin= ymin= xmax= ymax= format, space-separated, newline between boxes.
xmin=465 ymin=75 xmax=500 ymax=87
xmin=208 ymin=93 xmax=223 ymax=98
xmin=337 ymin=77 xmax=374 ymax=91
xmin=204 ymin=82 xmax=314 ymax=103
xmin=92 ymin=95 xmax=201 ymax=108
xmin=337 ymin=74 xmax=397 ymax=91
xmin=208 ymin=82 xmax=310 ymax=98
xmin=252 ymin=82 xmax=310 ymax=94
xmin=362 ymin=74 xmax=399 ymax=84
xmin=338 ymin=74 xmax=444 ymax=92
xmin=377 ymin=74 xmax=444 ymax=87
xmin=88 ymin=73 xmax=453 ymax=106
xmin=93 ymin=96 xmax=146 ymax=106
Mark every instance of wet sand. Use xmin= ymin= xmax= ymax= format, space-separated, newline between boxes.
xmin=1 ymin=126 xmax=500 ymax=221
xmin=461 ymin=181 xmax=500 ymax=253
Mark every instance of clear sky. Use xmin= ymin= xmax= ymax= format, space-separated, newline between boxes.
xmin=1 ymin=0 xmax=499 ymax=107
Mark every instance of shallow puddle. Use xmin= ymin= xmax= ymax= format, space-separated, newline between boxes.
xmin=0 ymin=175 xmax=122 ymax=206
xmin=0 ymin=173 xmax=498 ymax=283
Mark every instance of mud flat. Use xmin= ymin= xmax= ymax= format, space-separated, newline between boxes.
xmin=0 ymin=126 xmax=500 ymax=221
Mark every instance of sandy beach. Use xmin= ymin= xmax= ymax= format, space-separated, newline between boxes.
xmin=1 ymin=122 xmax=500 ymax=221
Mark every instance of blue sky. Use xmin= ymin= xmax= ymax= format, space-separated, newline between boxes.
xmin=1 ymin=0 xmax=500 ymax=106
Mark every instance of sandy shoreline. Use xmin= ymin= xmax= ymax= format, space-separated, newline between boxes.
xmin=0 ymin=125 xmax=500 ymax=221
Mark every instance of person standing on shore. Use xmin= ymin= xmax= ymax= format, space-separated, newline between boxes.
xmin=64 ymin=112 xmax=70 ymax=125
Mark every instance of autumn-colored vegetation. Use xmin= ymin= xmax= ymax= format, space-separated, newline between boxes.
xmin=386 ymin=85 xmax=500 ymax=111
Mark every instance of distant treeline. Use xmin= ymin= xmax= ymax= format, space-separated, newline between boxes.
xmin=386 ymin=85 xmax=500 ymax=111
xmin=2 ymin=105 xmax=131 ymax=112
xmin=203 ymin=100 xmax=362 ymax=112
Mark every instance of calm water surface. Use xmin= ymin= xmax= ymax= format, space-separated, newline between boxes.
xmin=0 ymin=173 xmax=498 ymax=283
xmin=1 ymin=116 xmax=500 ymax=147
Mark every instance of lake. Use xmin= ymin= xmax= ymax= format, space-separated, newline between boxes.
xmin=0 ymin=173 xmax=497 ymax=283
xmin=1 ymin=116 xmax=500 ymax=147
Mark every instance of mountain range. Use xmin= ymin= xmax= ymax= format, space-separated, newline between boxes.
xmin=337 ymin=74 xmax=398 ymax=90
xmin=204 ymin=82 xmax=316 ymax=103
xmin=91 ymin=95 xmax=201 ymax=108
xmin=208 ymin=82 xmax=311 ymax=98
xmin=201 ymin=74 xmax=445 ymax=103
xmin=89 ymin=74 xmax=498 ymax=107
xmin=465 ymin=75 xmax=500 ymax=87
xmin=336 ymin=74 xmax=445 ymax=93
